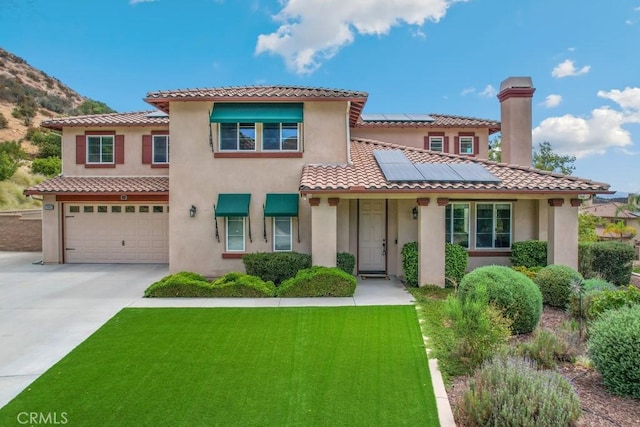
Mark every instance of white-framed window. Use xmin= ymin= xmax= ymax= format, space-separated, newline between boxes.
xmin=445 ymin=203 xmax=470 ymax=248
xmin=475 ymin=203 xmax=512 ymax=249
xmin=87 ymin=135 xmax=114 ymax=163
xmin=226 ymin=217 xmax=245 ymax=251
xmin=273 ymin=217 xmax=293 ymax=251
xmin=152 ymin=135 xmax=169 ymax=164
xmin=263 ymin=123 xmax=299 ymax=151
xmin=459 ymin=136 xmax=474 ymax=155
xmin=220 ymin=123 xmax=256 ymax=151
xmin=429 ymin=136 xmax=444 ymax=152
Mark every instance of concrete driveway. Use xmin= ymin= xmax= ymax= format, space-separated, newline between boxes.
xmin=0 ymin=252 xmax=168 ymax=408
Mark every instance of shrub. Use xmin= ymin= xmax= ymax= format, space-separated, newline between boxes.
xmin=276 ymin=266 xmax=356 ymax=297
xmin=518 ymin=329 xmax=578 ymax=369
xmin=567 ymin=278 xmax=617 ymax=319
xmin=456 ymin=355 xmax=581 ymax=427
xmin=510 ymin=240 xmax=547 ymax=268
xmin=533 ymin=264 xmax=583 ymax=308
xmin=401 ymin=241 xmax=419 ymax=286
xmin=590 ymin=241 xmax=635 ymax=286
xmin=208 ymin=272 xmax=275 ymax=297
xmin=438 ymin=293 xmax=511 ymax=376
xmin=445 ymin=243 xmax=467 ymax=288
xmin=242 ymin=252 xmax=311 ymax=285
xmin=588 ymin=305 xmax=640 ymax=398
xmin=588 ymin=286 xmax=640 ymax=320
xmin=336 ymin=252 xmax=355 ymax=275
xmin=511 ymin=265 xmax=541 ymax=280
xmin=144 ymin=271 xmax=275 ymax=297
xmin=578 ymin=242 xmax=595 ymax=278
xmin=31 ymin=156 xmax=61 ymax=177
xmin=144 ymin=271 xmax=211 ymax=297
xmin=458 ymin=265 xmax=542 ymax=334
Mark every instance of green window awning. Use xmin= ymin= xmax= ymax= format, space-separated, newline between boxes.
xmin=215 ymin=194 xmax=251 ymax=217
xmin=210 ymin=103 xmax=303 ymax=124
xmin=264 ymin=193 xmax=299 ymax=217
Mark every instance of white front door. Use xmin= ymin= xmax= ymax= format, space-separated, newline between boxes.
xmin=359 ymin=200 xmax=386 ymax=272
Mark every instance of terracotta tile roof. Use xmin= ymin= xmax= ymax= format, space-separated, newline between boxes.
xmin=24 ymin=176 xmax=169 ymax=195
xmin=144 ymin=85 xmax=368 ymax=126
xmin=40 ymin=111 xmax=169 ymax=131
xmin=356 ymin=113 xmax=501 ymax=134
xmin=580 ymin=202 xmax=639 ymax=219
xmin=300 ymin=138 xmax=611 ymax=194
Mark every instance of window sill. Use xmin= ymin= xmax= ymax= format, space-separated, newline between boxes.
xmin=151 ymin=164 xmax=169 ymax=168
xmin=214 ymin=152 xmax=303 ymax=159
xmin=222 ymin=252 xmax=245 ymax=259
xmin=85 ymin=164 xmax=116 ymax=168
xmin=467 ymin=250 xmax=511 ymax=257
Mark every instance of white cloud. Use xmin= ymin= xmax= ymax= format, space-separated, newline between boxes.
xmin=543 ymin=94 xmax=562 ymax=108
xmin=479 ymin=84 xmax=496 ymax=97
xmin=533 ymin=87 xmax=640 ymax=158
xmin=460 ymin=87 xmax=475 ymax=96
xmin=129 ymin=0 xmax=157 ymax=4
xmin=551 ymin=59 xmax=591 ymax=78
xmin=255 ymin=0 xmax=457 ymax=74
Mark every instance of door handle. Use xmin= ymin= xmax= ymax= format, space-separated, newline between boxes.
xmin=382 ymin=238 xmax=386 ymax=256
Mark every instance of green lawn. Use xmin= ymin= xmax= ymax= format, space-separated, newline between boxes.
xmin=0 ymin=307 xmax=439 ymax=426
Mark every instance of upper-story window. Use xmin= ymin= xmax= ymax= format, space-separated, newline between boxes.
xmin=153 ymin=135 xmax=170 ymax=163
xmin=220 ymin=123 xmax=256 ymax=151
xmin=87 ymin=135 xmax=114 ymax=164
xmin=428 ymin=136 xmax=444 ymax=152
xmin=263 ymin=123 xmax=299 ymax=151
xmin=459 ymin=136 xmax=474 ymax=155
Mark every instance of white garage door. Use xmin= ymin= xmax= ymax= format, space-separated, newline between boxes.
xmin=64 ymin=204 xmax=169 ymax=263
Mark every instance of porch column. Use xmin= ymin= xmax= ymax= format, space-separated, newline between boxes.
xmin=42 ymin=194 xmax=62 ymax=263
xmin=310 ymin=197 xmax=338 ymax=267
xmin=537 ymin=200 xmax=549 ymax=241
xmin=418 ymin=197 xmax=446 ymax=287
xmin=547 ymin=198 xmax=580 ymax=269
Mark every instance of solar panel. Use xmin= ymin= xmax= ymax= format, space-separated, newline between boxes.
xmin=405 ymin=114 xmax=434 ymax=122
xmin=361 ymin=113 xmax=434 ymax=122
xmin=414 ymin=164 xmax=463 ymax=181
xmin=450 ymin=164 xmax=501 ymax=183
xmin=361 ymin=113 xmax=387 ymax=121
xmin=373 ymin=150 xmax=412 ymax=164
xmin=379 ymin=163 xmax=425 ymax=181
xmin=146 ymin=110 xmax=169 ymax=118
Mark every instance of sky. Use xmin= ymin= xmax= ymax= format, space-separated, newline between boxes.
xmin=1 ymin=0 xmax=639 ymax=193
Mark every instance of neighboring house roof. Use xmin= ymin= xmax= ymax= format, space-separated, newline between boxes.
xmin=24 ymin=176 xmax=169 ymax=195
xmin=40 ymin=111 xmax=169 ymax=131
xmin=144 ymin=85 xmax=369 ymax=126
xmin=300 ymin=138 xmax=611 ymax=194
xmin=356 ymin=113 xmax=501 ymax=134
xmin=580 ymin=201 xmax=640 ymax=219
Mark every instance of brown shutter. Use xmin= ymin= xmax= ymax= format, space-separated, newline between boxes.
xmin=453 ymin=136 xmax=460 ymax=155
xmin=115 ymin=135 xmax=125 ymax=164
xmin=443 ymin=136 xmax=450 ymax=153
xmin=474 ymin=136 xmax=480 ymax=156
xmin=423 ymin=136 xmax=429 ymax=150
xmin=76 ymin=135 xmax=86 ymax=164
xmin=142 ymin=135 xmax=152 ymax=164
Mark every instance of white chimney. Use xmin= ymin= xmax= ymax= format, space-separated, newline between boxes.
xmin=497 ymin=77 xmax=535 ymax=166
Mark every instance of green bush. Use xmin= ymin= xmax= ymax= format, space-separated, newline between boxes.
xmin=242 ymin=252 xmax=311 ymax=284
xmin=438 ymin=293 xmax=511 ymax=376
xmin=511 ymin=265 xmax=541 ymax=280
xmin=456 ymin=355 xmax=581 ymax=426
xmin=590 ymin=241 xmax=635 ymax=286
xmin=401 ymin=241 xmax=419 ymax=286
xmin=588 ymin=286 xmax=640 ymax=320
xmin=567 ymin=279 xmax=617 ymax=319
xmin=518 ymin=329 xmax=578 ymax=369
xmin=31 ymin=156 xmax=61 ymax=177
xmin=533 ymin=264 xmax=583 ymax=308
xmin=578 ymin=242 xmax=595 ymax=278
xmin=510 ymin=240 xmax=547 ymax=268
xmin=144 ymin=271 xmax=275 ymax=298
xmin=336 ymin=252 xmax=355 ymax=275
xmin=144 ymin=271 xmax=211 ymax=297
xmin=588 ymin=305 xmax=640 ymax=398
xmin=445 ymin=243 xmax=468 ymax=288
xmin=458 ymin=265 xmax=542 ymax=334
xmin=276 ymin=266 xmax=356 ymax=297
xmin=208 ymin=272 xmax=275 ymax=297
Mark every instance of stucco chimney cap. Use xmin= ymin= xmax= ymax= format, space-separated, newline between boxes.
xmin=499 ymin=77 xmax=533 ymax=92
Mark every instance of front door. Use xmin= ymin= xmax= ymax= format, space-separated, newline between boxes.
xmin=358 ymin=200 xmax=386 ymax=273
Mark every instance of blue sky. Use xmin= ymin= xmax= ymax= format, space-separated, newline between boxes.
xmin=2 ymin=0 xmax=639 ymax=193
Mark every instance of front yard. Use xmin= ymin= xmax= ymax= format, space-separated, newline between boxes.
xmin=0 ymin=306 xmax=439 ymax=426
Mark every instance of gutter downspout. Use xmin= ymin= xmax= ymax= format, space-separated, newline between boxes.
xmin=346 ymin=101 xmax=352 ymax=165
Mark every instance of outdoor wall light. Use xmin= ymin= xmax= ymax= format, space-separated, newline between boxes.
xmin=412 ymin=206 xmax=418 ymax=220
xmin=189 ymin=205 xmax=197 ymax=218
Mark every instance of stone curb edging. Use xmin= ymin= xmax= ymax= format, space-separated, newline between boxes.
xmin=423 ymin=337 xmax=457 ymax=427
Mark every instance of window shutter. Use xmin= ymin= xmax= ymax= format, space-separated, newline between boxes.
xmin=423 ymin=136 xmax=429 ymax=150
xmin=453 ymin=136 xmax=460 ymax=155
xmin=115 ymin=135 xmax=125 ymax=164
xmin=444 ymin=136 xmax=450 ymax=153
xmin=142 ymin=135 xmax=152 ymax=164
xmin=474 ymin=136 xmax=480 ymax=156
xmin=76 ymin=135 xmax=86 ymax=164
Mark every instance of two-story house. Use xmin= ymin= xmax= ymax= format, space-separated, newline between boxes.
xmin=26 ymin=77 xmax=611 ymax=287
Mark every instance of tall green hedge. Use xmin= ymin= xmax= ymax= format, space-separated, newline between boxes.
xmin=242 ymin=252 xmax=311 ymax=284
xmin=336 ymin=252 xmax=355 ymax=275
xmin=510 ymin=240 xmax=547 ymax=268
xmin=401 ymin=241 xmax=468 ymax=288
xmin=276 ymin=266 xmax=357 ymax=297
xmin=590 ymin=241 xmax=635 ymax=286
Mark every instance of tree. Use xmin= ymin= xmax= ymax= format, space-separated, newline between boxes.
xmin=488 ymin=136 xmax=501 ymax=162
xmin=31 ymin=156 xmax=61 ymax=177
xmin=29 ymin=129 xmax=62 ymax=158
xmin=72 ymin=99 xmax=116 ymax=115
xmin=0 ymin=141 xmax=27 ymax=180
xmin=533 ymin=141 xmax=576 ymax=175
xmin=578 ymin=213 xmax=601 ymax=243
xmin=603 ymin=220 xmax=636 ymax=242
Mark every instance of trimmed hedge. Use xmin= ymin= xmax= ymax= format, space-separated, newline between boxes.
xmin=144 ymin=272 xmax=213 ymax=297
xmin=336 ymin=252 xmax=355 ymax=275
xmin=276 ymin=266 xmax=357 ymax=297
xmin=144 ymin=271 xmax=275 ymax=297
xmin=208 ymin=272 xmax=275 ymax=297
xmin=578 ymin=242 xmax=595 ymax=279
xmin=242 ymin=252 xmax=311 ymax=284
xmin=401 ymin=241 xmax=419 ymax=286
xmin=588 ymin=305 xmax=640 ymax=398
xmin=458 ymin=265 xmax=542 ymax=334
xmin=590 ymin=241 xmax=635 ymax=286
xmin=510 ymin=240 xmax=548 ymax=268
xmin=401 ymin=241 xmax=468 ymax=288
xmin=533 ymin=264 xmax=583 ymax=308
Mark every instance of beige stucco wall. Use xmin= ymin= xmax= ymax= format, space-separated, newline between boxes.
xmin=61 ymin=126 xmax=170 ymax=176
xmin=41 ymin=194 xmax=62 ymax=263
xmin=548 ymin=197 xmax=579 ymax=269
xmin=168 ymin=100 xmax=350 ymax=276
xmin=350 ymin=127 xmax=490 ymax=159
